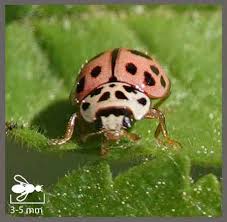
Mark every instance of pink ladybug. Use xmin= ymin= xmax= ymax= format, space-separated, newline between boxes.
xmin=51 ymin=48 xmax=180 ymax=155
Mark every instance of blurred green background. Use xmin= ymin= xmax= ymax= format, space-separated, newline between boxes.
xmin=6 ymin=4 xmax=222 ymax=217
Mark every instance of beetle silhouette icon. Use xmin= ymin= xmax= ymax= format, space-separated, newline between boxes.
xmin=11 ymin=174 xmax=43 ymax=202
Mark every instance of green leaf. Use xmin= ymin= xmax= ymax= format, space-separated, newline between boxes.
xmin=5 ymin=5 xmax=33 ymax=24
xmin=6 ymin=21 xmax=67 ymax=124
xmin=44 ymin=153 xmax=221 ymax=217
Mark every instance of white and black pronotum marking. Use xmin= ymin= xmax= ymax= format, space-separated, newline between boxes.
xmin=80 ymin=82 xmax=150 ymax=131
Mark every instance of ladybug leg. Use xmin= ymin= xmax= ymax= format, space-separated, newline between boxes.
xmin=82 ymin=130 xmax=104 ymax=142
xmin=50 ymin=113 xmax=77 ymax=145
xmin=100 ymin=137 xmax=112 ymax=158
xmin=100 ymin=140 xmax=110 ymax=157
xmin=121 ymin=130 xmax=141 ymax=141
xmin=102 ymin=130 xmax=140 ymax=142
xmin=145 ymin=108 xmax=181 ymax=148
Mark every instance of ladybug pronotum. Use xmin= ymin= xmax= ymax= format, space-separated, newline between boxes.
xmin=51 ymin=48 xmax=180 ymax=155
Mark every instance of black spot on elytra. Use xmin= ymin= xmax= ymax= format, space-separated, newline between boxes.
xmin=126 ymin=63 xmax=137 ymax=75
xmin=123 ymin=85 xmax=137 ymax=94
xmin=82 ymin=102 xmax=90 ymax=111
xmin=115 ymin=91 xmax=128 ymax=100
xmin=129 ymin=49 xmax=152 ymax=60
xmin=150 ymin=65 xmax=159 ymax=75
xmin=76 ymin=76 xmax=85 ymax=93
xmin=109 ymin=84 xmax=116 ymax=87
xmin=137 ymin=98 xmax=147 ymax=106
xmin=160 ymin=76 xmax=166 ymax=87
xmin=144 ymin=71 xmax=155 ymax=86
xmin=90 ymin=87 xmax=103 ymax=97
xmin=109 ymin=76 xmax=118 ymax=82
xmin=98 ymin=92 xmax=110 ymax=102
xmin=91 ymin=66 xmax=101 ymax=77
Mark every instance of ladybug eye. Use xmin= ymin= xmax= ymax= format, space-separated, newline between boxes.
xmin=144 ymin=71 xmax=155 ymax=86
xmin=150 ymin=65 xmax=159 ymax=75
xmin=91 ymin=66 xmax=102 ymax=77
xmin=122 ymin=116 xmax=132 ymax=128
xmin=160 ymin=76 xmax=166 ymax=87
xmin=126 ymin=63 xmax=137 ymax=75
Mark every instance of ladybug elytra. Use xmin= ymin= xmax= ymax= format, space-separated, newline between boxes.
xmin=51 ymin=48 xmax=180 ymax=155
